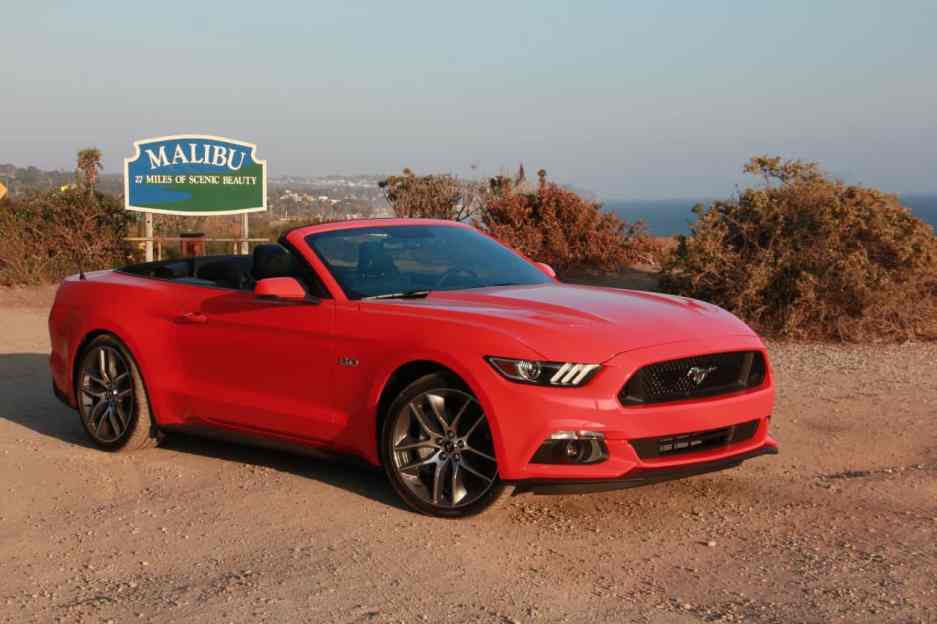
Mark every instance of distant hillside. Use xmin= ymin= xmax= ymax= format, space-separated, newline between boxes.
xmin=0 ymin=164 xmax=75 ymax=194
xmin=606 ymin=194 xmax=937 ymax=236
xmin=0 ymin=166 xmax=138 ymax=196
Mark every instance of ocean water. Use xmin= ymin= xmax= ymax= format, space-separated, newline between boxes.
xmin=605 ymin=194 xmax=937 ymax=237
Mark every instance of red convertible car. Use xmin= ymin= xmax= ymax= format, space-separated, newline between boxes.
xmin=49 ymin=219 xmax=777 ymax=517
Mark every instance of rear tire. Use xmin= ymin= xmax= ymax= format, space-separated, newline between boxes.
xmin=381 ymin=372 xmax=511 ymax=518
xmin=75 ymin=335 xmax=161 ymax=452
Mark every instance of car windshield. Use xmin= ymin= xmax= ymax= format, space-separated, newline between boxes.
xmin=306 ymin=225 xmax=551 ymax=300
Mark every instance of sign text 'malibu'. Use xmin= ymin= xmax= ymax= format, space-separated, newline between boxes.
xmin=124 ymin=135 xmax=266 ymax=215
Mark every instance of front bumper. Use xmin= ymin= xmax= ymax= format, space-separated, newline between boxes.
xmin=509 ymin=442 xmax=778 ymax=495
xmin=478 ymin=334 xmax=777 ymax=482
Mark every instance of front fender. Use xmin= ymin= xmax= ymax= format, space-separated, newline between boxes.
xmin=362 ymin=343 xmax=541 ymax=469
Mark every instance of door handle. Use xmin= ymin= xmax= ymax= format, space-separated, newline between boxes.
xmin=179 ymin=312 xmax=208 ymax=324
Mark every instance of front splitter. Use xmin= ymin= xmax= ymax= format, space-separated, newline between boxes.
xmin=508 ymin=444 xmax=778 ymax=495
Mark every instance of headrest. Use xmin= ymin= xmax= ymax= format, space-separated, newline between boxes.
xmin=198 ymin=260 xmax=244 ymax=289
xmin=252 ymin=244 xmax=297 ymax=280
xmin=357 ymin=240 xmax=399 ymax=276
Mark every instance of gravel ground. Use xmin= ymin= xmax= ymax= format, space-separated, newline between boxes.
xmin=0 ymin=290 xmax=934 ymax=623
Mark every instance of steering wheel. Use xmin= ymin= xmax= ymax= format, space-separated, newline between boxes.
xmin=435 ymin=267 xmax=480 ymax=289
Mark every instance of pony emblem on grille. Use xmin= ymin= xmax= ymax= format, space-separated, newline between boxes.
xmin=686 ymin=365 xmax=717 ymax=385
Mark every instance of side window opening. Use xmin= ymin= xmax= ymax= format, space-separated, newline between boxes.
xmin=120 ymin=246 xmax=331 ymax=298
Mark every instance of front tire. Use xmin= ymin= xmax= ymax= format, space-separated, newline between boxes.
xmin=76 ymin=335 xmax=160 ymax=452
xmin=381 ymin=373 xmax=511 ymax=517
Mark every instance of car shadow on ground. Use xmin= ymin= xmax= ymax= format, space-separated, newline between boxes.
xmin=159 ymin=432 xmax=406 ymax=511
xmin=0 ymin=352 xmax=96 ymax=448
xmin=0 ymin=352 xmax=407 ymax=512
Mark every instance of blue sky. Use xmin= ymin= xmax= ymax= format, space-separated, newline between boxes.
xmin=1 ymin=1 xmax=935 ymax=198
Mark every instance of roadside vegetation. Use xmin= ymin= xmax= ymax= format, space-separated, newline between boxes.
xmin=0 ymin=149 xmax=132 ymax=286
xmin=381 ymin=165 xmax=654 ymax=273
xmin=662 ymin=157 xmax=937 ymax=341
xmin=3 ymin=149 xmax=936 ymax=342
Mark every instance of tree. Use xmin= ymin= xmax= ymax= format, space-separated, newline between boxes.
xmin=379 ymin=169 xmax=487 ymax=221
xmin=77 ymin=148 xmax=103 ymax=194
xmin=479 ymin=169 xmax=652 ymax=273
xmin=661 ymin=156 xmax=937 ymax=341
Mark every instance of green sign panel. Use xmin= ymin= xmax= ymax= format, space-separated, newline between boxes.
xmin=124 ymin=135 xmax=266 ymax=215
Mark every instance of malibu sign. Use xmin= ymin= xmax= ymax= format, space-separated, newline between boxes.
xmin=124 ymin=135 xmax=266 ymax=215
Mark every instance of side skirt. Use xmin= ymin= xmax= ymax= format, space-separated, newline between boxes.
xmin=159 ymin=423 xmax=376 ymax=470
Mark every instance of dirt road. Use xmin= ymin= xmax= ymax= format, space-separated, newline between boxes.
xmin=1 ymin=289 xmax=935 ymax=623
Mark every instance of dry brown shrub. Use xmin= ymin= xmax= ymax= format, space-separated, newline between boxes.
xmin=647 ymin=236 xmax=679 ymax=268
xmin=661 ymin=156 xmax=937 ymax=341
xmin=479 ymin=170 xmax=654 ymax=273
xmin=379 ymin=169 xmax=487 ymax=221
xmin=0 ymin=190 xmax=132 ymax=286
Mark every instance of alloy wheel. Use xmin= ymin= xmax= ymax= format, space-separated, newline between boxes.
xmin=389 ymin=388 xmax=498 ymax=509
xmin=78 ymin=346 xmax=135 ymax=444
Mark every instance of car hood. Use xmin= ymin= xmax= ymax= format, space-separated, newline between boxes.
xmin=381 ymin=283 xmax=758 ymax=362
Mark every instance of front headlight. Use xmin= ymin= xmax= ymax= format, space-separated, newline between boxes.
xmin=485 ymin=356 xmax=601 ymax=387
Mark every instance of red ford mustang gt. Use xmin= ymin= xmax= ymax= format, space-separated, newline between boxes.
xmin=49 ymin=218 xmax=777 ymax=517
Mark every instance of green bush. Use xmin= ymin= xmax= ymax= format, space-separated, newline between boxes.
xmin=662 ymin=156 xmax=937 ymax=341
xmin=0 ymin=189 xmax=133 ymax=286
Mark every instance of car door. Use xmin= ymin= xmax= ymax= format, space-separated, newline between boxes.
xmin=173 ymin=287 xmax=339 ymax=442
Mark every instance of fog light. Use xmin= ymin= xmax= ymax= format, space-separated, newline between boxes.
xmin=531 ymin=431 xmax=608 ymax=465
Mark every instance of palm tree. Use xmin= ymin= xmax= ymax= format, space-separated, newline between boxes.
xmin=76 ymin=148 xmax=103 ymax=194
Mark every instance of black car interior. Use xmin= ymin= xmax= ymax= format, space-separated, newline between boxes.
xmin=304 ymin=225 xmax=552 ymax=299
xmin=120 ymin=244 xmax=329 ymax=297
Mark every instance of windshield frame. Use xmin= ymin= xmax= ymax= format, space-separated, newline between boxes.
xmin=302 ymin=222 xmax=551 ymax=301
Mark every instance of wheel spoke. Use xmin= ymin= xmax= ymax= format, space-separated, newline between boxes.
xmin=107 ymin=410 xmax=122 ymax=438
xmin=87 ymin=375 xmax=108 ymax=389
xmin=409 ymin=402 xmax=438 ymax=437
xmin=463 ymin=413 xmax=485 ymax=440
xmin=426 ymin=394 xmax=450 ymax=432
xmin=398 ymin=455 xmax=437 ymax=473
xmin=432 ymin=460 xmax=447 ymax=505
xmin=116 ymin=388 xmax=132 ymax=400
xmin=449 ymin=396 xmax=474 ymax=434
xmin=95 ymin=406 xmax=111 ymax=437
xmin=450 ymin=463 xmax=465 ymax=505
xmin=98 ymin=349 xmax=109 ymax=382
xmin=88 ymin=399 xmax=107 ymax=424
xmin=115 ymin=403 xmax=130 ymax=429
xmin=459 ymin=458 xmax=493 ymax=484
xmin=394 ymin=439 xmax=438 ymax=452
xmin=80 ymin=386 xmax=105 ymax=399
xmin=112 ymin=372 xmax=130 ymax=387
xmin=464 ymin=447 xmax=496 ymax=463
xmin=108 ymin=349 xmax=121 ymax=381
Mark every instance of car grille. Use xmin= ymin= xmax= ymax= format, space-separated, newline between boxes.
xmin=619 ymin=351 xmax=766 ymax=406
xmin=630 ymin=419 xmax=760 ymax=459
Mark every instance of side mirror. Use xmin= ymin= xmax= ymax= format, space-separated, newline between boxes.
xmin=534 ymin=262 xmax=556 ymax=279
xmin=254 ymin=277 xmax=307 ymax=300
